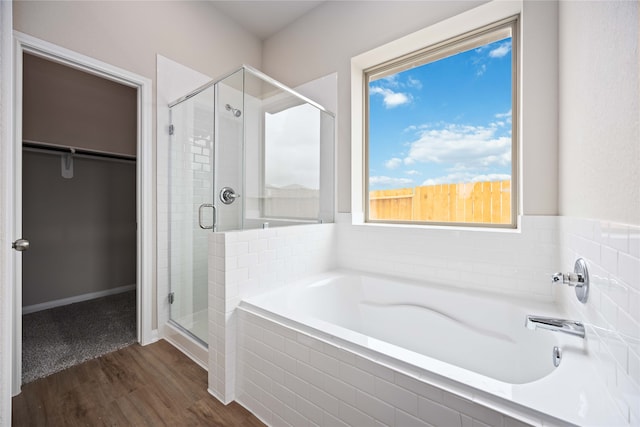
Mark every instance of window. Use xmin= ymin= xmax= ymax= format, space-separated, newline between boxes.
xmin=365 ymin=17 xmax=518 ymax=227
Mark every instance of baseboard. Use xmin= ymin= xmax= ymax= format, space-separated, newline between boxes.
xmin=208 ymin=388 xmax=230 ymax=405
xmin=22 ymin=284 xmax=136 ymax=315
xmin=163 ymin=322 xmax=208 ymax=370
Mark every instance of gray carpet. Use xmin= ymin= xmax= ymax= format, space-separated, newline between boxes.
xmin=22 ymin=290 xmax=137 ymax=384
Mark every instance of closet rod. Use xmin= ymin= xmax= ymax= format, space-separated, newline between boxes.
xmin=23 ymin=140 xmax=136 ymax=163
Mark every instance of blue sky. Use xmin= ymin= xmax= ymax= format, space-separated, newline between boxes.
xmin=368 ymin=37 xmax=513 ymax=191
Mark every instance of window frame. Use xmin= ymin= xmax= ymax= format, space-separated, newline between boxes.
xmin=363 ymin=16 xmax=520 ymax=229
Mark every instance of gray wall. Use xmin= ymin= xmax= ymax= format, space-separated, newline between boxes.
xmin=22 ymin=151 xmax=136 ymax=307
xmin=23 ymin=53 xmax=137 ymax=157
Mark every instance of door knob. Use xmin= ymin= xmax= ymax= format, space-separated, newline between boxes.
xmin=12 ymin=239 xmax=30 ymax=252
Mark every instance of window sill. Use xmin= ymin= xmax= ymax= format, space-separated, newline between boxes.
xmin=340 ymin=213 xmax=522 ymax=234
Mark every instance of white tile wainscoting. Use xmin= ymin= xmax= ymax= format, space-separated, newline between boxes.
xmin=558 ymin=217 xmax=640 ymax=425
xmin=336 ymin=215 xmax=560 ymax=301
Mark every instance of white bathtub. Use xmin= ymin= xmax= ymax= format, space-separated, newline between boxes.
xmin=239 ymin=270 xmax=627 ymax=426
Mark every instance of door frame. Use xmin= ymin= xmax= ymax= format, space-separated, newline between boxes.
xmin=1 ymin=0 xmax=15 ymax=422
xmin=8 ymin=32 xmax=154 ymax=396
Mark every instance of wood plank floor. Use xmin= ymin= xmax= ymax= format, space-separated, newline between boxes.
xmin=12 ymin=340 xmax=265 ymax=426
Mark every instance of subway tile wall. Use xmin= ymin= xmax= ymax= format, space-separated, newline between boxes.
xmin=336 ymin=215 xmax=560 ymax=301
xmin=558 ymin=217 xmax=640 ymax=425
xmin=208 ymin=223 xmax=337 ymax=402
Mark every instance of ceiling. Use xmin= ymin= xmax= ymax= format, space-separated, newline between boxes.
xmin=210 ymin=1 xmax=325 ymax=40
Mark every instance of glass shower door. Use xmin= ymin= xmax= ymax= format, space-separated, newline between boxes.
xmin=167 ymin=85 xmax=215 ymax=345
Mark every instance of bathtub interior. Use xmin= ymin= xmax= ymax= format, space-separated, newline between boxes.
xmin=244 ymin=270 xmax=561 ymax=385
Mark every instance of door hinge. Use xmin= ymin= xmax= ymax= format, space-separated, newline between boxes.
xmin=168 ymin=292 xmax=175 ymax=304
xmin=169 ymin=124 xmax=174 ymax=135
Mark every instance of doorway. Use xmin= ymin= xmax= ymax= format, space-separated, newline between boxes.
xmin=10 ymin=33 xmax=154 ymax=396
xmin=21 ymin=51 xmax=139 ymax=380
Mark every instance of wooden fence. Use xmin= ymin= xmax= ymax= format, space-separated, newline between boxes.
xmin=369 ymin=180 xmax=511 ymax=224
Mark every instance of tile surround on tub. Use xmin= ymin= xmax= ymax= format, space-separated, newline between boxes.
xmin=210 ymin=215 xmax=562 ymax=404
xmin=205 ymin=215 xmax=638 ymax=425
xmin=336 ymin=215 xmax=560 ymax=301
xmin=236 ymin=309 xmax=542 ymax=427
xmin=558 ymin=217 xmax=640 ymax=425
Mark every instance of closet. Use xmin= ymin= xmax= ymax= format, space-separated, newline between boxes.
xmin=21 ymin=53 xmax=138 ymax=383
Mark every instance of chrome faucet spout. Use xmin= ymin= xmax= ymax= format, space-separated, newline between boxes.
xmin=525 ymin=315 xmax=585 ymax=338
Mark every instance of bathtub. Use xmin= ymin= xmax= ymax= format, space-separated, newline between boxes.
xmin=237 ymin=270 xmax=626 ymax=427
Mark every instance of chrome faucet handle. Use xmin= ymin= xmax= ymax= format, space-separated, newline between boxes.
xmin=552 ymin=258 xmax=590 ymax=304
xmin=552 ymin=272 xmax=584 ymax=286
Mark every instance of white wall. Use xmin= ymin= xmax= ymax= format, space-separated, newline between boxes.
xmin=13 ymin=1 xmax=262 ymax=84
xmin=558 ymin=0 xmax=639 ymax=226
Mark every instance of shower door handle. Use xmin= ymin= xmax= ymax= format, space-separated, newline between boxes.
xmin=198 ymin=203 xmax=216 ymax=230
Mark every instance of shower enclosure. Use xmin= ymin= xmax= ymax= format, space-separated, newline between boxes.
xmin=167 ymin=66 xmax=335 ymax=346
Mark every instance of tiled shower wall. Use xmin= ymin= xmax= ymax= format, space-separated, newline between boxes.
xmin=208 ymin=223 xmax=337 ymax=402
xmin=558 ymin=218 xmax=640 ymax=425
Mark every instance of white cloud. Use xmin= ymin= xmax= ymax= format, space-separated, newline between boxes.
xmin=405 ymin=170 xmax=421 ymax=176
xmin=495 ymin=109 xmax=512 ymax=119
xmin=476 ymin=64 xmax=487 ymax=76
xmin=369 ymin=176 xmax=414 ymax=187
xmin=370 ymin=86 xmax=411 ymax=108
xmin=421 ymin=172 xmax=510 ymax=186
xmin=385 ymin=157 xmax=403 ymax=169
xmin=471 ymin=173 xmax=511 ymax=182
xmin=403 ymin=124 xmax=511 ymax=169
xmin=381 ymin=75 xmax=400 ymax=87
xmin=489 ymin=41 xmax=512 ymax=58
xmin=491 ymin=110 xmax=512 ymax=127
xmin=407 ymin=77 xmax=422 ymax=89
